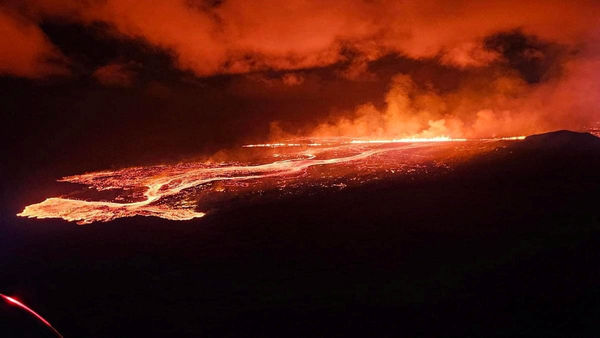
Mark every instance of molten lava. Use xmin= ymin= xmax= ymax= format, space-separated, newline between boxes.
xmin=18 ymin=137 xmax=524 ymax=225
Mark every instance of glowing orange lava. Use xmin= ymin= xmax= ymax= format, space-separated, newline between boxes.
xmin=348 ymin=136 xmax=467 ymax=144
xmin=17 ymin=137 xmax=525 ymax=225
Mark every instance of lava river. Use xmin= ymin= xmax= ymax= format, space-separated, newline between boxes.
xmin=17 ymin=137 xmax=524 ymax=225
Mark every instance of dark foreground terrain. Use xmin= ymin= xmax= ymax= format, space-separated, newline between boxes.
xmin=2 ymin=130 xmax=600 ymax=337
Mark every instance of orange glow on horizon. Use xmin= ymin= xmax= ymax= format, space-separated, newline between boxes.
xmin=242 ymin=136 xmax=525 ymax=148
xmin=348 ymin=136 xmax=467 ymax=144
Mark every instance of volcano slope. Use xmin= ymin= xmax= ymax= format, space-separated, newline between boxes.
xmin=2 ymin=130 xmax=600 ymax=337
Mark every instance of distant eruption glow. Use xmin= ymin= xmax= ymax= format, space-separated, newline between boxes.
xmin=18 ymin=136 xmax=525 ymax=225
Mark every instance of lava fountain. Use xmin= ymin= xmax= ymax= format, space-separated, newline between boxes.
xmin=17 ymin=137 xmax=524 ymax=225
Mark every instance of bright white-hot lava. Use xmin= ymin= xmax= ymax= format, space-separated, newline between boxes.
xmin=17 ymin=137 xmax=525 ymax=225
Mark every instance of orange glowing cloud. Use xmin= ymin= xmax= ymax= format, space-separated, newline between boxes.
xmin=308 ymin=58 xmax=599 ymax=140
xmin=0 ymin=0 xmax=598 ymax=139
xmin=11 ymin=0 xmax=598 ymax=76
xmin=0 ymin=8 xmax=67 ymax=78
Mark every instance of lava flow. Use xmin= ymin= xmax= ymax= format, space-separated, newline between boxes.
xmin=17 ymin=137 xmax=524 ymax=225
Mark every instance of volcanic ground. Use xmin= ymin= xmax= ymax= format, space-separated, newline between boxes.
xmin=2 ymin=130 xmax=600 ymax=337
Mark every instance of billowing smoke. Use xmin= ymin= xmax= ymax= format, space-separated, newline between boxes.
xmin=310 ymin=31 xmax=600 ymax=138
xmin=0 ymin=0 xmax=599 ymax=139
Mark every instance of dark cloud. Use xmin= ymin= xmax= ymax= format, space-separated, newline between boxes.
xmin=39 ymin=21 xmax=188 ymax=83
xmin=93 ymin=62 xmax=138 ymax=87
xmin=485 ymin=30 xmax=565 ymax=83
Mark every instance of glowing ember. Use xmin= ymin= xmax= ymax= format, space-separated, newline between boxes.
xmin=18 ymin=137 xmax=525 ymax=225
xmin=1 ymin=294 xmax=63 ymax=337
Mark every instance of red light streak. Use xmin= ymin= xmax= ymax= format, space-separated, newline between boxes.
xmin=1 ymin=294 xmax=63 ymax=337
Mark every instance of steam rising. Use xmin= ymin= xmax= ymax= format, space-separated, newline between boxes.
xmin=310 ymin=50 xmax=600 ymax=139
